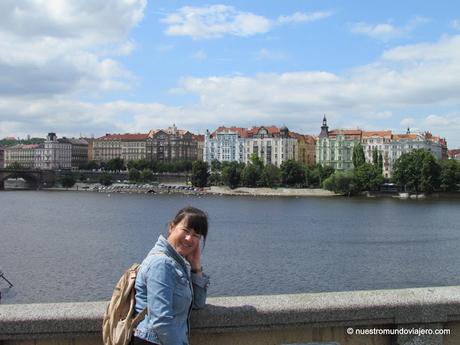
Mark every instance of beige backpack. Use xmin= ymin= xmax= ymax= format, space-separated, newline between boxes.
xmin=102 ymin=263 xmax=147 ymax=345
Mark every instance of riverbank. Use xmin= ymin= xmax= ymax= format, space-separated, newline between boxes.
xmin=39 ymin=183 xmax=338 ymax=197
xmin=205 ymin=186 xmax=338 ymax=197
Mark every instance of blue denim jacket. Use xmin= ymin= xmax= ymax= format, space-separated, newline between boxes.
xmin=133 ymin=235 xmax=210 ymax=345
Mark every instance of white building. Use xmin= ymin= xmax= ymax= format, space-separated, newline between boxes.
xmin=204 ymin=127 xmax=246 ymax=164
xmin=34 ymin=133 xmax=72 ymax=170
xmin=204 ymin=126 xmax=297 ymax=167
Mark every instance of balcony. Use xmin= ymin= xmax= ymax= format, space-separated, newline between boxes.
xmin=1 ymin=286 xmax=459 ymax=345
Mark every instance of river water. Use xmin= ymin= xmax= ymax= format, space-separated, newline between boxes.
xmin=1 ymin=190 xmax=459 ymax=304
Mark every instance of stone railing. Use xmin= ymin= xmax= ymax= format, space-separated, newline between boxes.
xmin=1 ymin=286 xmax=459 ymax=345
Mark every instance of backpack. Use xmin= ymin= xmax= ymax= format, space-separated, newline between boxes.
xmin=102 ymin=263 xmax=147 ymax=345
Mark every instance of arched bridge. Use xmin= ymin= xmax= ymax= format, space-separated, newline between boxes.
xmin=0 ymin=169 xmax=56 ymax=190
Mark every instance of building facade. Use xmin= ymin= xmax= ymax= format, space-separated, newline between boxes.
xmin=147 ymin=125 xmax=198 ymax=162
xmin=5 ymin=144 xmax=39 ymax=169
xmin=61 ymin=138 xmax=88 ymax=169
xmin=316 ymin=117 xmax=362 ymax=171
xmin=93 ymin=133 xmax=148 ymax=163
xmin=292 ymin=133 xmax=316 ymax=167
xmin=204 ymin=127 xmax=247 ymax=164
xmin=34 ymin=133 xmax=72 ymax=170
xmin=317 ymin=117 xmax=447 ymax=177
xmin=205 ymin=126 xmax=298 ymax=167
xmin=0 ymin=146 xmax=4 ymax=168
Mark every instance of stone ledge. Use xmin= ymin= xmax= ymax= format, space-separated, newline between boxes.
xmin=1 ymin=286 xmax=460 ymax=340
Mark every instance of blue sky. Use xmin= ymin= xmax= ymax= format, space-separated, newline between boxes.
xmin=1 ymin=1 xmax=460 ymax=147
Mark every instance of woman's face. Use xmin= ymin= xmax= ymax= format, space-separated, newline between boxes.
xmin=168 ymin=217 xmax=201 ymax=258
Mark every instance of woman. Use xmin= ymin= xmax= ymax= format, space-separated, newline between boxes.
xmin=132 ymin=206 xmax=210 ymax=345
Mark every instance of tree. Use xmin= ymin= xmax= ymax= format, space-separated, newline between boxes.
xmin=99 ymin=173 xmax=113 ymax=186
xmin=439 ymin=159 xmax=460 ymax=192
xmin=140 ymin=168 xmax=153 ymax=182
xmin=82 ymin=160 xmax=100 ymax=170
xmin=280 ymin=160 xmax=305 ymax=187
xmin=221 ymin=161 xmax=242 ymax=189
xmin=127 ymin=159 xmax=149 ymax=171
xmin=106 ymin=158 xmax=125 ymax=172
xmin=6 ymin=161 xmax=26 ymax=170
xmin=260 ymin=164 xmax=281 ymax=188
xmin=352 ymin=143 xmax=366 ymax=168
xmin=323 ymin=171 xmax=358 ymax=196
xmin=128 ymin=168 xmax=141 ymax=181
xmin=191 ymin=161 xmax=209 ymax=188
xmin=241 ymin=154 xmax=263 ymax=187
xmin=392 ymin=149 xmax=441 ymax=194
xmin=241 ymin=163 xmax=260 ymax=187
xmin=378 ymin=152 xmax=383 ymax=172
xmin=61 ymin=175 xmax=76 ymax=189
xmin=372 ymin=147 xmax=379 ymax=165
xmin=354 ymin=163 xmax=384 ymax=191
xmin=210 ymin=159 xmax=222 ymax=172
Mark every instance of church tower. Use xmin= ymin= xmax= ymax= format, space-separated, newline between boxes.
xmin=319 ymin=115 xmax=329 ymax=138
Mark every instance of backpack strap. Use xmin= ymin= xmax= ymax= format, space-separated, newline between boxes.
xmin=132 ymin=307 xmax=148 ymax=327
xmin=132 ymin=252 xmax=165 ymax=328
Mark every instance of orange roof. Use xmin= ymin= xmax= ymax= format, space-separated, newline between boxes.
xmin=212 ymin=126 xmax=250 ymax=138
xmin=328 ymin=129 xmax=362 ymax=139
xmin=362 ymin=130 xmax=393 ymax=138
xmin=393 ymin=134 xmax=418 ymax=140
xmin=193 ymin=134 xmax=205 ymax=142
xmin=97 ymin=133 xmax=149 ymax=141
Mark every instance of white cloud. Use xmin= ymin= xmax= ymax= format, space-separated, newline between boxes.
xmin=161 ymin=5 xmax=333 ymax=39
xmin=450 ymin=20 xmax=460 ymax=30
xmin=192 ymin=50 xmax=207 ymax=60
xmin=0 ymin=0 xmax=146 ymax=97
xmin=256 ymin=48 xmax=287 ymax=60
xmin=350 ymin=17 xmax=429 ymax=41
xmin=277 ymin=11 xmax=334 ymax=25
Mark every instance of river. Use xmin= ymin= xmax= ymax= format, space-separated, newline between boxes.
xmin=1 ymin=190 xmax=459 ymax=304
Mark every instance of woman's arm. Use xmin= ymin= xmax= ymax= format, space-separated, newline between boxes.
xmin=191 ymin=272 xmax=210 ymax=309
xmin=146 ymin=258 xmax=183 ymax=344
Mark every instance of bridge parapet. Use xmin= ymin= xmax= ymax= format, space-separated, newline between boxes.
xmin=1 ymin=286 xmax=459 ymax=345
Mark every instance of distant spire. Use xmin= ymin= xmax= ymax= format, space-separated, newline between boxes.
xmin=407 ymin=127 xmax=410 ymax=134
xmin=319 ymin=114 xmax=329 ymax=138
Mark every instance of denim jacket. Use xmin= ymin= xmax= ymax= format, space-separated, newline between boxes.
xmin=133 ymin=235 xmax=210 ymax=345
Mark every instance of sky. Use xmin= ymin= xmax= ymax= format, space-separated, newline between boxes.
xmin=1 ymin=1 xmax=460 ymax=147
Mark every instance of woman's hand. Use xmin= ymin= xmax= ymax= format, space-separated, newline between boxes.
xmin=186 ymin=243 xmax=202 ymax=274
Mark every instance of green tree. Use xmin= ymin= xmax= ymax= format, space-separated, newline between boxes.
xmin=210 ymin=159 xmax=222 ymax=172
xmin=99 ymin=173 xmax=113 ymax=186
xmin=392 ymin=149 xmax=441 ymax=194
xmin=241 ymin=163 xmax=260 ymax=187
xmin=221 ymin=161 xmax=242 ymax=189
xmin=352 ymin=143 xmax=366 ymax=168
xmin=61 ymin=175 xmax=76 ymax=189
xmin=378 ymin=152 xmax=383 ymax=172
xmin=106 ymin=158 xmax=125 ymax=171
xmin=127 ymin=159 xmax=149 ymax=171
xmin=372 ymin=147 xmax=379 ymax=165
xmin=6 ymin=161 xmax=26 ymax=170
xmin=280 ymin=160 xmax=305 ymax=187
xmin=191 ymin=161 xmax=209 ymax=188
xmin=260 ymin=164 xmax=281 ymax=187
xmin=82 ymin=160 xmax=100 ymax=170
xmin=128 ymin=167 xmax=141 ymax=181
xmin=323 ymin=171 xmax=358 ymax=196
xmin=439 ymin=159 xmax=460 ymax=192
xmin=354 ymin=163 xmax=384 ymax=191
xmin=140 ymin=168 xmax=153 ymax=182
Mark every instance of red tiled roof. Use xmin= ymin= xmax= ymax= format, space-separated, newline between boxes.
xmin=212 ymin=126 xmax=250 ymax=138
xmin=362 ymin=130 xmax=393 ymax=138
xmin=193 ymin=134 xmax=205 ymax=142
xmin=97 ymin=133 xmax=149 ymax=141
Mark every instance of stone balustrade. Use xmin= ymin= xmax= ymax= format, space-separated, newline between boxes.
xmin=1 ymin=286 xmax=459 ymax=345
